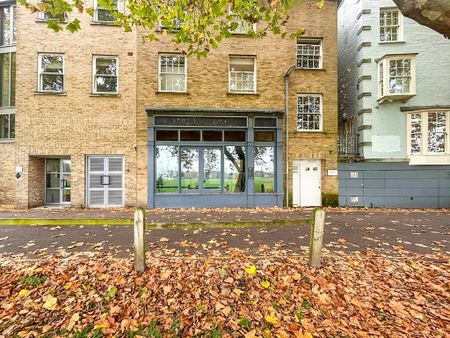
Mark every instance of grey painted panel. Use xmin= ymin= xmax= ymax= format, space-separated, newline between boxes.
xmin=362 ymin=171 xmax=385 ymax=179
xmin=363 ymin=188 xmax=385 ymax=197
xmin=384 ymin=188 xmax=439 ymax=197
xmin=345 ymin=188 xmax=364 ymax=195
xmin=438 ymin=197 xmax=450 ymax=208
xmin=345 ymin=180 xmax=364 ymax=188
xmin=339 ymin=162 xmax=450 ymax=208
xmin=384 ymin=171 xmax=439 ymax=179
xmin=155 ymin=194 xmax=280 ymax=208
xmin=384 ymin=179 xmax=439 ymax=188
xmin=439 ymin=188 xmax=450 ymax=197
xmin=362 ymin=179 xmax=385 ymax=188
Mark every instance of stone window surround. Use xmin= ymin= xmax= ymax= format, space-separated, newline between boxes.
xmin=407 ymin=109 xmax=450 ymax=164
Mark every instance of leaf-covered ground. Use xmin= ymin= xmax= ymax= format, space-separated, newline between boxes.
xmin=0 ymin=249 xmax=448 ymax=337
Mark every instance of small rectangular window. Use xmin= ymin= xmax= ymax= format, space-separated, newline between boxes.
xmin=229 ymin=56 xmax=256 ymax=93
xmin=0 ymin=113 xmax=14 ymax=139
xmin=94 ymin=0 xmax=118 ymax=22
xmin=0 ymin=5 xmax=15 ymax=47
xmin=180 ymin=130 xmax=200 ymax=141
xmin=38 ymin=53 xmax=64 ymax=93
xmin=156 ymin=130 xmax=178 ymax=141
xmin=224 ymin=130 xmax=246 ymax=142
xmin=0 ymin=52 xmax=15 ymax=107
xmin=296 ymin=39 xmax=322 ymax=69
xmin=297 ymin=94 xmax=323 ymax=131
xmin=159 ymin=54 xmax=187 ymax=92
xmin=254 ymin=131 xmax=275 ymax=142
xmin=380 ymin=8 xmax=401 ymax=42
xmin=93 ymin=56 xmax=118 ymax=93
xmin=202 ymin=130 xmax=222 ymax=142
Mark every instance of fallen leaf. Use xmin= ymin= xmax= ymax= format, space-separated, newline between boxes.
xmin=43 ymin=295 xmax=57 ymax=310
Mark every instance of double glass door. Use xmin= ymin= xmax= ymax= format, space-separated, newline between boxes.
xmin=46 ymin=159 xmax=71 ymax=204
xmin=181 ymin=147 xmax=222 ymax=192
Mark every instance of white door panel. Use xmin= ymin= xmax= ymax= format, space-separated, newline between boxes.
xmin=293 ymin=160 xmax=321 ymax=207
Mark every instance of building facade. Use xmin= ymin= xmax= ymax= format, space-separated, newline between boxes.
xmin=338 ymin=0 xmax=450 ymax=208
xmin=0 ymin=0 xmax=338 ymax=209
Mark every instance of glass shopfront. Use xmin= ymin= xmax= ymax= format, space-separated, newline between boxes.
xmin=147 ymin=111 xmax=283 ymax=208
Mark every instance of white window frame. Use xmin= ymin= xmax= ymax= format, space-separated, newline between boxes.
xmin=407 ymin=110 xmax=450 ymax=158
xmin=296 ymin=39 xmax=323 ymax=70
xmin=158 ymin=53 xmax=187 ymax=93
xmin=379 ymin=8 xmax=403 ymax=43
xmin=0 ymin=4 xmax=16 ymax=47
xmin=228 ymin=56 xmax=256 ymax=94
xmin=92 ymin=55 xmax=119 ymax=94
xmin=378 ymin=55 xmax=416 ymax=102
xmin=93 ymin=0 xmax=118 ymax=23
xmin=37 ymin=53 xmax=65 ymax=93
xmin=296 ymin=94 xmax=323 ymax=132
xmin=0 ymin=111 xmax=14 ymax=140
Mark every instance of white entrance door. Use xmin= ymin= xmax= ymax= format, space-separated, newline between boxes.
xmin=293 ymin=160 xmax=321 ymax=207
xmin=87 ymin=156 xmax=124 ymax=208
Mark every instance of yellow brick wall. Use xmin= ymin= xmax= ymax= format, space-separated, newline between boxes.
xmin=11 ymin=1 xmax=138 ymax=207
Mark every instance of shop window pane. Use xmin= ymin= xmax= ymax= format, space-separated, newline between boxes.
xmin=156 ymin=146 xmax=179 ymax=193
xmin=203 ymin=148 xmax=222 ymax=190
xmin=224 ymin=146 xmax=246 ymax=193
xmin=254 ymin=146 xmax=274 ymax=193
xmin=180 ymin=130 xmax=201 ymax=141
xmin=181 ymin=148 xmax=199 ymax=191
xmin=156 ymin=130 xmax=178 ymax=141
xmin=202 ymin=130 xmax=222 ymax=141
xmin=224 ymin=130 xmax=246 ymax=142
xmin=254 ymin=131 xmax=275 ymax=142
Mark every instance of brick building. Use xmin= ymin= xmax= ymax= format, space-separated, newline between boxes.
xmin=0 ymin=0 xmax=338 ymax=209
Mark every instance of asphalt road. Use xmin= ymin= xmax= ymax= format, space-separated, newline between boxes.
xmin=0 ymin=211 xmax=448 ymax=258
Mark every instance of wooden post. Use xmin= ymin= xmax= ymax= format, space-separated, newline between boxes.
xmin=134 ymin=208 xmax=145 ymax=272
xmin=309 ymin=208 xmax=325 ymax=268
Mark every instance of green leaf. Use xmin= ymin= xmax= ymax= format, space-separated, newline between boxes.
xmin=46 ymin=19 xmax=63 ymax=32
xmin=66 ymin=19 xmax=81 ymax=33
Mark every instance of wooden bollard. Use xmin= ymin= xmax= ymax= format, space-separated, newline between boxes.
xmin=134 ymin=208 xmax=146 ymax=272
xmin=309 ymin=208 xmax=325 ymax=268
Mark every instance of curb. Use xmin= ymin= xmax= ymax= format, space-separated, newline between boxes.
xmin=0 ymin=218 xmax=133 ymax=226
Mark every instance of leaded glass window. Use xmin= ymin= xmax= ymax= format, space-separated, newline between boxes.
xmin=380 ymin=8 xmax=401 ymax=42
xmin=297 ymin=94 xmax=322 ymax=131
xmin=296 ymin=39 xmax=322 ymax=69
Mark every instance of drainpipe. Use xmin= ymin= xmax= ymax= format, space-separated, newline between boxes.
xmin=284 ymin=64 xmax=296 ymax=208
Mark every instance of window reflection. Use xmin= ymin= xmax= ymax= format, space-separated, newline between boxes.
xmin=181 ymin=148 xmax=199 ymax=190
xmin=156 ymin=146 xmax=179 ymax=193
xmin=204 ymin=148 xmax=222 ymax=190
xmin=224 ymin=146 xmax=246 ymax=193
xmin=254 ymin=146 xmax=274 ymax=193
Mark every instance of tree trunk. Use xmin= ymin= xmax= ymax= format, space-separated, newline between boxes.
xmin=393 ymin=0 xmax=450 ymax=37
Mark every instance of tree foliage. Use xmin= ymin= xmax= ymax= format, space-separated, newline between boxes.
xmin=393 ymin=0 xmax=450 ymax=38
xmin=18 ymin=0 xmax=325 ymax=56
